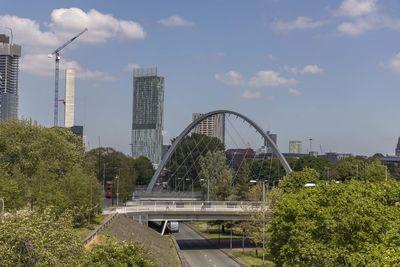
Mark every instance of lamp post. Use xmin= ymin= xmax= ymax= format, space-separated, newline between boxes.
xmin=326 ymin=167 xmax=330 ymax=181
xmin=200 ymin=178 xmax=210 ymax=201
xmin=250 ymin=179 xmax=267 ymax=265
xmin=0 ymin=198 xmax=4 ymax=214
xmin=115 ymin=174 xmax=120 ymax=206
xmin=355 ymin=164 xmax=359 ymax=179
xmin=385 ymin=165 xmax=388 ymax=181
xmin=186 ymin=178 xmax=194 ymax=199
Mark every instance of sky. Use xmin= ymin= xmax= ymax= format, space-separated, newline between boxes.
xmin=1 ymin=0 xmax=400 ymax=156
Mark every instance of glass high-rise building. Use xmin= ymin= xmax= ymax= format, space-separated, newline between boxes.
xmin=0 ymin=34 xmax=21 ymax=121
xmin=131 ymin=67 xmax=164 ymax=164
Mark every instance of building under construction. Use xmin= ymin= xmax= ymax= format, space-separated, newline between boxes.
xmin=0 ymin=34 xmax=21 ymax=121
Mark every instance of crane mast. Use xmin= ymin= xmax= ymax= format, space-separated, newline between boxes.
xmin=49 ymin=28 xmax=88 ymax=127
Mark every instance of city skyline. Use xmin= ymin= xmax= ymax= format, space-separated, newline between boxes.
xmin=2 ymin=0 xmax=400 ymax=155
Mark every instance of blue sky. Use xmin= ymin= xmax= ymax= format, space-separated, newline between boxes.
xmin=2 ymin=0 xmax=400 ymax=156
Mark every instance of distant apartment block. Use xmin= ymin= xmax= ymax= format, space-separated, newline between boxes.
xmin=289 ymin=140 xmax=302 ymax=154
xmin=0 ymin=34 xmax=21 ymax=121
xmin=64 ymin=68 xmax=75 ymax=128
xmin=192 ymin=113 xmax=225 ymax=144
xmin=131 ymin=67 xmax=164 ymax=164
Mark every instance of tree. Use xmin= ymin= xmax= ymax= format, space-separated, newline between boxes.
xmin=84 ymin=147 xmax=139 ymax=203
xmin=0 ymin=120 xmax=102 ymax=226
xmin=0 ymin=209 xmax=83 ymax=266
xmin=199 ymin=151 xmax=232 ymax=200
xmin=249 ymin=158 xmax=289 ymax=186
xmin=167 ymin=133 xmax=224 ymax=190
xmin=332 ymin=157 xmax=366 ymax=182
xmin=269 ymin=179 xmax=400 ymax=266
xmin=81 ymin=236 xmax=154 ymax=266
xmin=365 ymin=159 xmax=388 ymax=181
xmin=278 ymin=167 xmax=320 ymax=193
xmin=133 ymin=156 xmax=154 ymax=185
xmin=234 ymin=160 xmax=251 ymax=200
xmin=292 ymin=156 xmax=331 ymax=175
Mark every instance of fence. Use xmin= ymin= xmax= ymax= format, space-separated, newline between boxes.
xmin=82 ymin=212 xmax=119 ymax=245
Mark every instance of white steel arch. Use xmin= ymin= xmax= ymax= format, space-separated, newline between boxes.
xmin=146 ymin=110 xmax=292 ymax=192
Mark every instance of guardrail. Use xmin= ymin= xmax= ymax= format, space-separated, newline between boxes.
xmin=82 ymin=212 xmax=118 ymax=246
xmin=115 ymin=201 xmax=264 ymax=214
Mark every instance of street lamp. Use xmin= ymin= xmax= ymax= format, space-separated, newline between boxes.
xmin=115 ymin=174 xmax=120 ymax=206
xmin=249 ymin=179 xmax=268 ymax=265
xmin=355 ymin=164 xmax=359 ymax=179
xmin=186 ymin=178 xmax=194 ymax=199
xmin=0 ymin=198 xmax=4 ymax=214
xmin=384 ymin=165 xmax=388 ymax=181
xmin=200 ymin=178 xmax=210 ymax=201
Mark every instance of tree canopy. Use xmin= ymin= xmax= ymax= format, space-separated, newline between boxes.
xmin=199 ymin=150 xmax=232 ymax=200
xmin=0 ymin=209 xmax=83 ymax=266
xmin=269 ymin=179 xmax=400 ymax=266
xmin=0 ymin=120 xmax=101 ymax=226
xmin=166 ymin=133 xmax=224 ymax=189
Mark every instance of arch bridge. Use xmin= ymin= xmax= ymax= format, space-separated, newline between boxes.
xmin=146 ymin=110 xmax=292 ymax=193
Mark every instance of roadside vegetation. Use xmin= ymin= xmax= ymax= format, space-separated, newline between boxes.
xmin=0 ymin=120 xmax=156 ymax=266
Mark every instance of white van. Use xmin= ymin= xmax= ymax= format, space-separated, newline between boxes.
xmin=170 ymin=221 xmax=179 ymax=233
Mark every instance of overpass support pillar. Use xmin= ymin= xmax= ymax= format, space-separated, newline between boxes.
xmin=161 ymin=220 xmax=168 ymax=235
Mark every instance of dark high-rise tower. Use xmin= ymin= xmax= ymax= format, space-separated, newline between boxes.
xmin=0 ymin=34 xmax=21 ymax=121
xmin=395 ymin=137 xmax=400 ymax=156
xmin=131 ymin=67 xmax=164 ymax=164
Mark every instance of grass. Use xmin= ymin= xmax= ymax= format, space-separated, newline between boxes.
xmin=190 ymin=221 xmax=243 ymax=239
xmin=75 ymin=214 xmax=106 ymax=241
xmin=166 ymin=235 xmax=182 ymax=267
xmin=232 ymin=249 xmax=275 ymax=267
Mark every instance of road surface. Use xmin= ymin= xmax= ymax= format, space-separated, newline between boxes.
xmin=173 ymin=223 xmax=241 ymax=267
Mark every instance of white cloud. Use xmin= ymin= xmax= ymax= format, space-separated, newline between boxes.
xmin=241 ymin=90 xmax=261 ymax=99
xmin=387 ymin=53 xmax=400 ymax=73
xmin=248 ymin=70 xmax=297 ymax=87
xmin=0 ymin=15 xmax=59 ymax=49
xmin=20 ymin=54 xmax=114 ymax=80
xmin=124 ymin=63 xmax=140 ymax=72
xmin=0 ymin=8 xmax=145 ymax=51
xmin=337 ymin=0 xmax=378 ymax=17
xmin=0 ymin=9 xmax=144 ymax=79
xmin=49 ymin=8 xmax=145 ymax=43
xmin=272 ymin=16 xmax=325 ymax=31
xmin=214 ymin=71 xmax=244 ymax=86
xmin=288 ymin=88 xmax=302 ymax=96
xmin=337 ymin=16 xmax=378 ymax=36
xmin=285 ymin=65 xmax=323 ymax=74
xmin=158 ymin=15 xmax=194 ymax=27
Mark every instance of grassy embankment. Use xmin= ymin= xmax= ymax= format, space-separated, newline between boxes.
xmin=75 ymin=214 xmax=105 ymax=241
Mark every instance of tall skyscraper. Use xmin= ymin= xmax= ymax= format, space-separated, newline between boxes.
xmin=192 ymin=113 xmax=225 ymax=144
xmin=289 ymin=140 xmax=302 ymax=154
xmin=131 ymin=68 xmax=164 ymax=164
xmin=0 ymin=34 xmax=21 ymax=121
xmin=395 ymin=137 xmax=400 ymax=156
xmin=64 ymin=68 xmax=75 ymax=128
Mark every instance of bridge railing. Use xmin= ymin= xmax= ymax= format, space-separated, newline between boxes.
xmin=116 ymin=201 xmax=263 ymax=214
xmin=82 ymin=212 xmax=118 ymax=246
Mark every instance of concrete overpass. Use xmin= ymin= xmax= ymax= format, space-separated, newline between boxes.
xmin=104 ymin=200 xmax=268 ymax=235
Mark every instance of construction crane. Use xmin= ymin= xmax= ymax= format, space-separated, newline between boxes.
xmin=48 ymin=28 xmax=88 ymax=127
